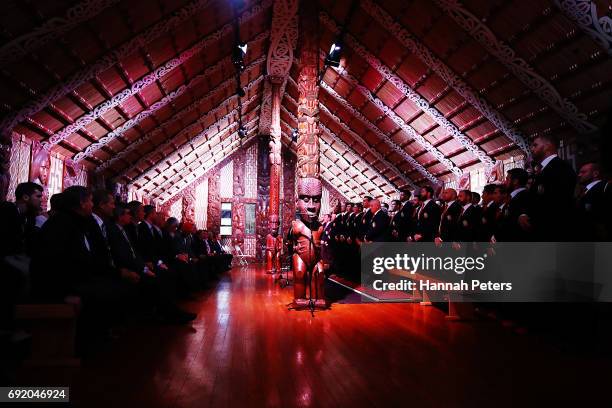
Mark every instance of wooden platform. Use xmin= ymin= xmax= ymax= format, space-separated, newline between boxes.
xmin=18 ymin=265 xmax=612 ymax=407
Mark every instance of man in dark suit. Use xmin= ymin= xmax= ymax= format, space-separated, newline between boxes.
xmin=576 ymin=162 xmax=608 ymax=240
xmin=413 ymin=186 xmax=441 ymax=242
xmin=530 ymin=135 xmax=577 ymax=240
xmin=478 ymin=184 xmax=498 ymax=242
xmin=0 ymin=182 xmax=43 ymax=258
xmin=125 ymin=200 xmax=144 ymax=247
xmin=365 ymin=199 xmax=390 ymax=242
xmin=389 ymin=199 xmax=402 ymax=242
xmin=90 ymin=190 xmax=118 ymax=278
xmin=456 ymin=190 xmax=481 ymax=243
xmin=435 ymin=188 xmax=461 ymax=244
xmin=496 ymin=168 xmax=534 ymax=242
xmin=359 ymin=196 xmax=373 ymax=241
xmin=30 ymin=186 xmax=128 ymax=344
xmin=137 ymin=205 xmax=163 ymax=267
xmin=106 ymin=204 xmax=195 ymax=324
xmin=395 ymin=189 xmax=415 ymax=242
xmin=1 ymin=182 xmax=43 ymax=328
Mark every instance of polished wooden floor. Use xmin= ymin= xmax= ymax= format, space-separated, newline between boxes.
xmin=34 ymin=265 xmax=612 ymax=407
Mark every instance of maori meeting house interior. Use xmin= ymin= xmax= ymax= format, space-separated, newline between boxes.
xmin=0 ymin=0 xmax=611 ymax=406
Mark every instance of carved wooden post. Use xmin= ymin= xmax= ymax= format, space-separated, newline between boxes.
xmin=268 ymin=78 xmax=282 ymax=234
xmin=290 ymin=1 xmax=326 ymax=308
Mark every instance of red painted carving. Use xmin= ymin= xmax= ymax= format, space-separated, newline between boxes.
xmin=181 ymin=185 xmax=196 ymax=225
xmin=291 ymin=1 xmax=325 ymax=308
xmin=207 ymin=171 xmax=221 ymax=234
xmin=269 ymin=80 xmax=283 ymax=233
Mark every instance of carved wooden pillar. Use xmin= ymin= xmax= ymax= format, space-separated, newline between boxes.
xmin=291 ymin=1 xmax=326 ymax=307
xmin=296 ymin=2 xmax=320 ymax=181
xmin=268 ymin=78 xmax=282 ymax=234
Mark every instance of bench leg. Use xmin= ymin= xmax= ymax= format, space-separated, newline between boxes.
xmin=419 ymin=290 xmax=432 ymax=306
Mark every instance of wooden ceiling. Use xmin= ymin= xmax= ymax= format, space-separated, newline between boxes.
xmin=1 ymin=0 xmax=610 ymax=203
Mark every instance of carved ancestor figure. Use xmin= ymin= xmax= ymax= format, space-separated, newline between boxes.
xmin=290 ymin=177 xmax=325 ymax=308
xmin=275 ymin=233 xmax=283 ymax=273
xmin=265 ymin=230 xmax=277 ymax=274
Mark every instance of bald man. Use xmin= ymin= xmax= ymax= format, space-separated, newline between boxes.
xmin=364 ymin=199 xmax=390 ymax=242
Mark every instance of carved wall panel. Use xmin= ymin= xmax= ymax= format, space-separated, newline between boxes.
xmin=256 ymin=137 xmax=271 ymax=261
xmin=181 ymin=185 xmax=196 ymax=225
xmin=6 ymin=133 xmax=30 ymax=202
xmin=207 ymin=170 xmax=221 ymax=234
xmin=281 ymin=147 xmax=296 ymax=238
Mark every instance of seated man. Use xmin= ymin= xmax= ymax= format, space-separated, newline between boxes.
xmin=106 ymin=205 xmax=196 ymax=324
xmin=208 ymin=231 xmax=232 ymax=271
xmin=0 ymin=182 xmax=43 ymax=328
xmin=192 ymin=229 xmax=215 ymax=284
xmin=30 ymin=186 xmax=126 ymax=345
xmin=160 ymin=218 xmax=198 ymax=296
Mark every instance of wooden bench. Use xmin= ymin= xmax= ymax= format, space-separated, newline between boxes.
xmin=15 ymin=298 xmax=80 ymax=367
xmin=389 ymin=268 xmax=475 ymax=321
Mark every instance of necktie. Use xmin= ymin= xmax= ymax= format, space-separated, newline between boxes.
xmin=121 ymin=228 xmax=136 ymax=259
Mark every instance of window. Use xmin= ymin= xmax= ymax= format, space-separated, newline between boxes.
xmin=220 ymin=202 xmax=232 ymax=236
xmin=245 ymin=203 xmax=255 ymax=235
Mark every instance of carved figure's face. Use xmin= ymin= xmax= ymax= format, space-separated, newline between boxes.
xmin=296 ymin=177 xmax=322 ymax=222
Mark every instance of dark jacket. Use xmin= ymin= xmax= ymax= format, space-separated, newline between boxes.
xmin=531 ymin=156 xmax=577 ymax=240
xmin=137 ymin=221 xmax=158 ymax=263
xmin=495 ymin=189 xmax=533 ymax=242
xmin=106 ymin=222 xmax=145 ymax=274
xmin=437 ymin=201 xmax=462 ymax=242
xmin=456 ymin=204 xmax=481 ymax=242
xmin=365 ymin=209 xmax=390 ymax=242
xmin=31 ymin=211 xmax=98 ymax=300
xmin=414 ymin=200 xmax=441 ymax=242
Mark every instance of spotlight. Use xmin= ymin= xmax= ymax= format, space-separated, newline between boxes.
xmin=238 ymin=125 xmax=247 ymax=139
xmin=237 ymin=42 xmax=248 ymax=54
xmin=291 ymin=128 xmax=298 ymax=142
xmin=232 ymin=42 xmax=247 ymax=72
xmin=237 ymin=86 xmax=245 ymax=97
xmin=324 ymin=41 xmax=342 ymax=68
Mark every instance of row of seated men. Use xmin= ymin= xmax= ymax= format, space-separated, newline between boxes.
xmin=0 ymin=183 xmax=232 ymax=354
xmin=321 ymin=135 xmax=610 ymax=278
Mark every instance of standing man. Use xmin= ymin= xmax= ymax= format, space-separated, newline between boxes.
xmin=364 ymin=199 xmax=390 ymax=242
xmin=479 ymin=184 xmax=498 ymax=242
xmin=413 ymin=187 xmax=441 ymax=242
xmin=435 ymin=188 xmax=461 ymax=244
xmin=456 ymin=190 xmax=480 ymax=243
xmin=359 ymin=196 xmax=373 ymax=241
xmin=576 ymin=162 xmax=608 ymax=240
xmin=530 ymin=135 xmax=577 ymax=240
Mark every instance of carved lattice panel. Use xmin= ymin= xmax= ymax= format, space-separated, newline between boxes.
xmin=219 ymin=160 xmax=233 ymax=198
xmin=170 ymin=200 xmax=182 ymax=222
xmin=244 ymin=144 xmax=257 ymax=199
xmin=320 ymin=185 xmax=330 ymax=219
xmin=195 ymin=179 xmax=208 ymax=230
xmin=47 ymin=154 xmax=63 ymax=210
xmin=244 ymin=236 xmax=256 ymax=257
xmin=7 ymin=135 xmax=31 ymax=202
